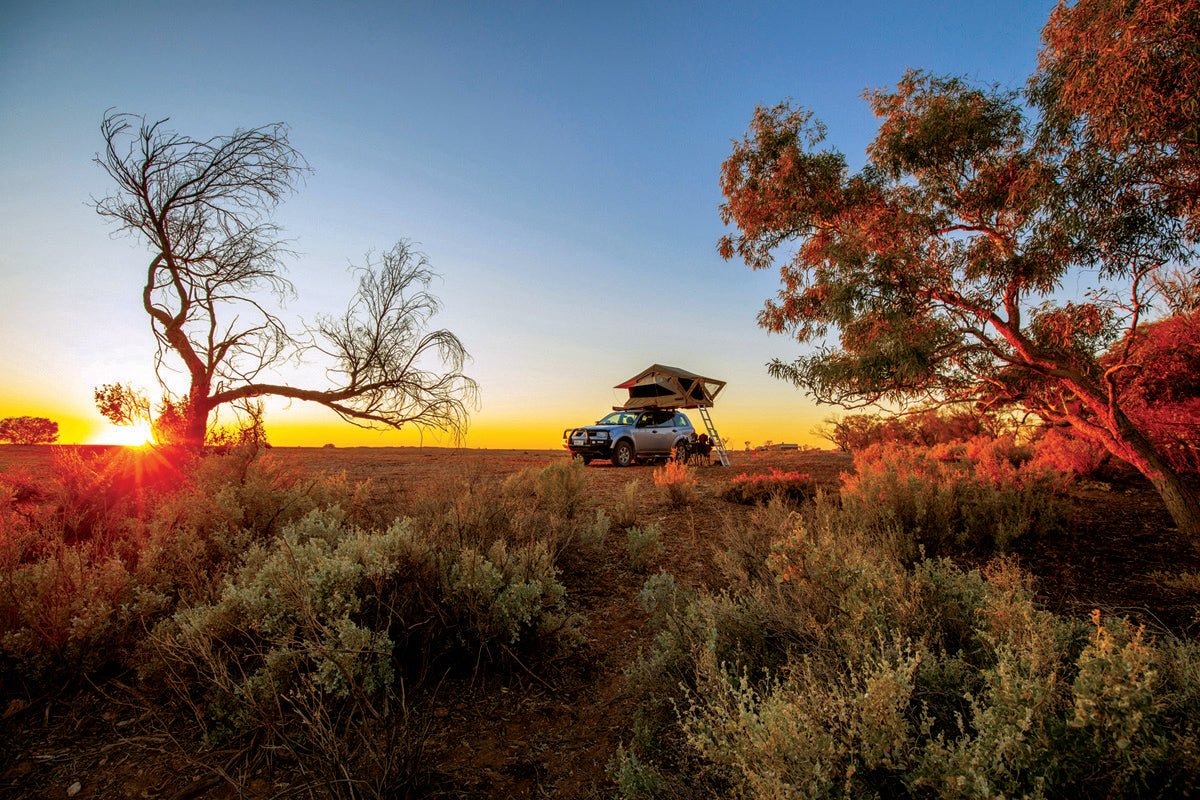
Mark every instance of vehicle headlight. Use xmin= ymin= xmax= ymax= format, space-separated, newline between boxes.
xmin=593 ymin=431 xmax=609 ymax=439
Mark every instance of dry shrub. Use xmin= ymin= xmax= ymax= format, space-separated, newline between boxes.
xmin=711 ymin=494 xmax=800 ymax=587
xmin=0 ymin=447 xmax=377 ymax=687
xmin=721 ymin=468 xmax=816 ymax=505
xmin=145 ymin=508 xmax=578 ymax=793
xmin=501 ymin=458 xmax=588 ymax=519
xmin=841 ymin=440 xmax=1062 ymax=558
xmin=618 ymin=503 xmax=1200 ymax=799
xmin=653 ymin=460 xmax=697 ymax=506
xmin=1030 ymin=426 xmax=1111 ymax=478
xmin=626 ymin=523 xmax=663 ymax=573
xmin=613 ymin=479 xmax=642 ymax=528
xmin=423 ymin=461 xmax=599 ymax=573
xmin=536 ymin=458 xmax=588 ymax=518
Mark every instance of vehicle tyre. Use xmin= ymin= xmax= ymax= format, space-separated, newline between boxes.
xmin=611 ymin=439 xmax=635 ymax=467
xmin=581 ymin=456 xmax=593 ymax=465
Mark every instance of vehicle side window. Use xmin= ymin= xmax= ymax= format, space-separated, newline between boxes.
xmin=635 ymin=413 xmax=653 ymax=428
xmin=654 ymin=410 xmax=675 ymax=427
xmin=674 ymin=413 xmax=689 ymax=427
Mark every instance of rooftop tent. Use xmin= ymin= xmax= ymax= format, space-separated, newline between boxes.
xmin=615 ymin=364 xmax=726 ymax=410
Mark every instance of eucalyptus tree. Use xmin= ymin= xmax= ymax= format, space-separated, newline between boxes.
xmin=94 ymin=112 xmax=476 ymax=446
xmin=718 ymin=66 xmax=1200 ymax=538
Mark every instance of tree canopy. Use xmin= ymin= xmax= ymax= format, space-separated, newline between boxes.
xmin=1035 ymin=0 xmax=1200 ymax=233
xmin=94 ymin=113 xmax=477 ymax=447
xmin=0 ymin=417 xmax=60 ymax=445
xmin=718 ymin=5 xmax=1200 ymax=538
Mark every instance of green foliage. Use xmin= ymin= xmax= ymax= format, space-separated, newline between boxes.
xmin=626 ymin=523 xmax=664 ymax=573
xmin=148 ymin=508 xmax=576 ymax=747
xmin=621 ymin=502 xmax=1200 ymax=798
xmin=611 ymin=744 xmax=666 ymax=799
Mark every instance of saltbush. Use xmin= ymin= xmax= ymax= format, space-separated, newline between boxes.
xmin=1029 ymin=426 xmax=1111 ymax=479
xmin=626 ymin=523 xmax=664 ymax=573
xmin=617 ymin=508 xmax=1200 ymax=799
xmin=0 ymin=447 xmax=374 ymax=686
xmin=840 ymin=440 xmax=1062 ymax=558
xmin=613 ymin=479 xmax=642 ymax=528
xmin=502 ymin=458 xmax=588 ymax=519
xmin=146 ymin=507 xmax=578 ymax=753
xmin=721 ymin=468 xmax=816 ymax=505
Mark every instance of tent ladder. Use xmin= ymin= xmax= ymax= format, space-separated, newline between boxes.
xmin=698 ymin=406 xmax=731 ymax=467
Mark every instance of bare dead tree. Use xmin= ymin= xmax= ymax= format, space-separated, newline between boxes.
xmin=94 ymin=112 xmax=477 ymax=446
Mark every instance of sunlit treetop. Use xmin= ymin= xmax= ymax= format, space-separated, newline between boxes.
xmin=1035 ymin=0 xmax=1200 ymax=232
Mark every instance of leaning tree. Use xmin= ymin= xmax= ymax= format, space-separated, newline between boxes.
xmin=94 ymin=112 xmax=476 ymax=447
xmin=718 ymin=65 xmax=1200 ymax=539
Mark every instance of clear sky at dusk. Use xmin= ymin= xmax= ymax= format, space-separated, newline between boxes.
xmin=0 ymin=0 xmax=1055 ymax=448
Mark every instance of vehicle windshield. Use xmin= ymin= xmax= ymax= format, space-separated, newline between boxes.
xmin=597 ymin=411 xmax=639 ymax=426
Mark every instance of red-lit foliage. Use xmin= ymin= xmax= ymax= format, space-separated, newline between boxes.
xmin=1028 ymin=426 xmax=1111 ymax=479
xmin=1 ymin=446 xmax=191 ymax=545
xmin=820 ymin=408 xmax=1005 ymax=453
xmin=1108 ymin=313 xmax=1200 ymax=473
xmin=1039 ymin=0 xmax=1200 ymax=229
xmin=722 ymin=468 xmax=816 ymax=505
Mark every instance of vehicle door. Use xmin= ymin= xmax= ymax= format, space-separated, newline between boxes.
xmin=632 ymin=412 xmax=661 ymax=453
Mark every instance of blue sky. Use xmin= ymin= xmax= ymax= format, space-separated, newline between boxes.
xmin=0 ymin=0 xmax=1055 ymax=447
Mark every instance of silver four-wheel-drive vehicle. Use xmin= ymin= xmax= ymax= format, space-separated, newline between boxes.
xmin=563 ymin=409 xmax=695 ymax=467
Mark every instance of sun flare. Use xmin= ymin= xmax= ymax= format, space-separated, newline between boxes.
xmin=90 ymin=421 xmax=155 ymax=447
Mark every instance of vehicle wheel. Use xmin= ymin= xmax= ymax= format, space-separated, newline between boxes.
xmin=581 ymin=456 xmax=593 ymax=465
xmin=673 ymin=440 xmax=690 ymax=464
xmin=611 ymin=439 xmax=635 ymax=467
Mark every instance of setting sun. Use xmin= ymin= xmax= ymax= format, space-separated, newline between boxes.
xmin=90 ymin=421 xmax=154 ymax=447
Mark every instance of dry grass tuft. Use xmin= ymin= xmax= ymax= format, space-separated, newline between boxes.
xmin=653 ymin=460 xmax=697 ymax=506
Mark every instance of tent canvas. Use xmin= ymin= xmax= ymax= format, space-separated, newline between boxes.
xmin=615 ymin=364 xmax=726 ymax=410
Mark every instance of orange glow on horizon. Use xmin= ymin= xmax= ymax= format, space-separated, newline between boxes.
xmin=89 ymin=421 xmax=155 ymax=447
xmin=2 ymin=400 xmax=825 ymax=451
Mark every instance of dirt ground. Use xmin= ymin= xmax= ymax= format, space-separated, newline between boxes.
xmin=2 ymin=445 xmax=1198 ymax=798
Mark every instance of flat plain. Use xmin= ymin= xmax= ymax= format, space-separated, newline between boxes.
xmin=2 ymin=444 xmax=1197 ymax=798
